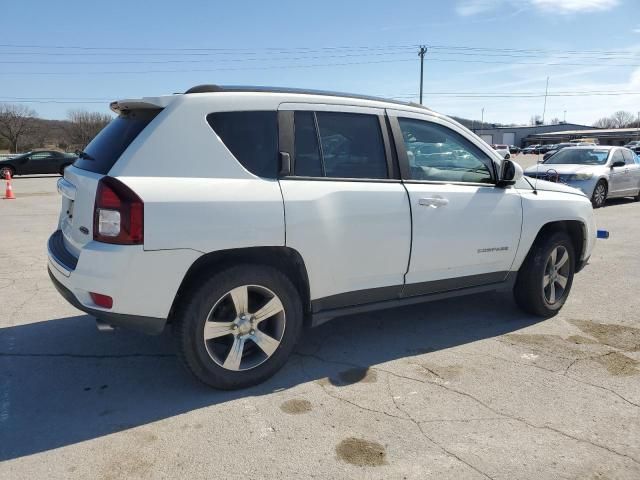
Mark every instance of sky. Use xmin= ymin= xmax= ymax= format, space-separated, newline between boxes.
xmin=1 ymin=0 xmax=639 ymax=125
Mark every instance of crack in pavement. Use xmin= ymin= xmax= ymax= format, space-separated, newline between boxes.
xmin=292 ymin=352 xmax=640 ymax=468
xmin=385 ymin=373 xmax=495 ymax=479
xmin=459 ymin=351 xmax=640 ymax=409
xmin=390 ymin=363 xmax=640 ymax=467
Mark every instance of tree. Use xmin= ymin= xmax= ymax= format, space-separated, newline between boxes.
xmin=65 ymin=110 xmax=112 ymax=149
xmin=611 ymin=110 xmax=634 ymax=128
xmin=592 ymin=117 xmax=615 ymax=128
xmin=549 ymin=117 xmax=561 ymax=125
xmin=0 ymin=103 xmax=38 ymax=153
xmin=530 ymin=115 xmax=543 ymax=126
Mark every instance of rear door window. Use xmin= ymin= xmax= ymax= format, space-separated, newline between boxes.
xmin=207 ymin=111 xmax=278 ymax=178
xmin=291 ymin=111 xmax=388 ymax=179
xmin=622 ymin=149 xmax=635 ymax=165
xmin=75 ymin=109 xmax=160 ymax=174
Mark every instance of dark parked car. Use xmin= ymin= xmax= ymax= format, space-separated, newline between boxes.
xmin=509 ymin=145 xmax=521 ymax=154
xmin=522 ymin=145 xmax=539 ymax=154
xmin=542 ymin=142 xmax=574 ymax=161
xmin=0 ymin=151 xmax=77 ymax=177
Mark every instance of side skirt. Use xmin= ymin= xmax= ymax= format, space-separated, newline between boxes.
xmin=310 ymin=274 xmax=515 ymax=327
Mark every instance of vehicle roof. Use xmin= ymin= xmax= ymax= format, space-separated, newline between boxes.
xmin=558 ymin=145 xmax=618 ymax=150
xmin=110 ymin=84 xmax=434 ymax=116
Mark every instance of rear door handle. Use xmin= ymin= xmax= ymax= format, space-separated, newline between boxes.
xmin=419 ymin=197 xmax=449 ymax=208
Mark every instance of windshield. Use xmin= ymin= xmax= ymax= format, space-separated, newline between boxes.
xmin=543 ymin=148 xmax=610 ymax=165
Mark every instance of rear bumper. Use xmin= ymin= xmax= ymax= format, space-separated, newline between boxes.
xmin=48 ymin=267 xmax=166 ymax=335
xmin=47 ymin=230 xmax=202 ymax=334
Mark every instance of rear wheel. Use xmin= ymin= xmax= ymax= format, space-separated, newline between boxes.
xmin=591 ymin=181 xmax=607 ymax=208
xmin=514 ymin=231 xmax=575 ymax=317
xmin=174 ymin=264 xmax=303 ymax=389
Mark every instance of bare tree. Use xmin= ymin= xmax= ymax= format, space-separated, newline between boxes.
xmin=65 ymin=110 xmax=112 ymax=149
xmin=0 ymin=103 xmax=38 ymax=153
xmin=611 ymin=110 xmax=635 ymax=128
xmin=592 ymin=117 xmax=616 ymax=129
xmin=530 ymin=115 xmax=543 ymax=126
xmin=549 ymin=117 xmax=561 ymax=125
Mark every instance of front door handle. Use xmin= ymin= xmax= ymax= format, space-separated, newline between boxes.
xmin=419 ymin=197 xmax=449 ymax=208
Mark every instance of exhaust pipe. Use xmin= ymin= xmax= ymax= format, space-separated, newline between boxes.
xmin=95 ymin=318 xmax=115 ymax=332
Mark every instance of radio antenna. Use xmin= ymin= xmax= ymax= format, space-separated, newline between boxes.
xmin=533 ymin=77 xmax=550 ymax=194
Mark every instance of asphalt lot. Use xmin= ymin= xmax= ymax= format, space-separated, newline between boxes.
xmin=1 ymin=157 xmax=639 ymax=479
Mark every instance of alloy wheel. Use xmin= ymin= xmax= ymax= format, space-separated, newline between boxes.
xmin=593 ymin=183 xmax=606 ymax=207
xmin=543 ymin=246 xmax=571 ymax=305
xmin=202 ymin=284 xmax=286 ymax=371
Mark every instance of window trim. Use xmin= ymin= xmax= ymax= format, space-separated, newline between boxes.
xmin=278 ymin=107 xmax=398 ymax=181
xmin=387 ymin=113 xmax=499 ymax=185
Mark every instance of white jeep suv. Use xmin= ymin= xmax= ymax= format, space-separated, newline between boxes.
xmin=48 ymin=85 xmax=596 ymax=389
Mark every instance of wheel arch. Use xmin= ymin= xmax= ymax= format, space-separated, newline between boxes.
xmin=528 ymin=220 xmax=587 ymax=269
xmin=169 ymin=246 xmax=312 ymax=326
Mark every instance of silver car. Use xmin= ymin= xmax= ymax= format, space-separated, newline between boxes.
xmin=524 ymin=146 xmax=640 ymax=208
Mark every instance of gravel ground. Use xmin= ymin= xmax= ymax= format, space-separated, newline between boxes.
xmin=1 ymin=169 xmax=639 ymax=479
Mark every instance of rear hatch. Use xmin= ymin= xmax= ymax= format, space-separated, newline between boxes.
xmin=58 ymin=107 xmax=161 ymax=258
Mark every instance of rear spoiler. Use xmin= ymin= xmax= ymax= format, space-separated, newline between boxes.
xmin=109 ymin=95 xmax=177 ymax=114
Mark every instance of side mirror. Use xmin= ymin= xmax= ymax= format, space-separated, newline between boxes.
xmin=611 ymin=160 xmax=625 ymax=168
xmin=497 ymin=159 xmax=523 ymax=187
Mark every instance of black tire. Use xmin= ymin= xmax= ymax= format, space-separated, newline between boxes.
xmin=0 ymin=166 xmax=15 ymax=179
xmin=633 ymin=190 xmax=640 ymax=202
xmin=514 ymin=231 xmax=575 ymax=317
xmin=591 ymin=180 xmax=607 ymax=208
xmin=174 ymin=264 xmax=303 ymax=390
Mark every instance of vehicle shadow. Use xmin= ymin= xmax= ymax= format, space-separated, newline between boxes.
xmin=603 ymin=197 xmax=637 ymax=207
xmin=0 ymin=292 xmax=543 ymax=461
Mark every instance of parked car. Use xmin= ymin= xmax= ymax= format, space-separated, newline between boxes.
xmin=537 ymin=144 xmax=556 ymax=155
xmin=623 ymin=140 xmax=640 ymax=149
xmin=524 ymin=146 xmax=640 ymax=208
xmin=542 ymin=142 xmax=574 ymax=161
xmin=0 ymin=150 xmax=77 ymax=177
xmin=491 ymin=144 xmax=511 ymax=159
xmin=509 ymin=145 xmax=521 ymax=154
xmin=522 ymin=145 xmax=539 ymax=154
xmin=48 ymin=85 xmax=597 ymax=389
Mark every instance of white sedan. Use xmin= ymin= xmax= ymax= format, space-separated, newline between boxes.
xmin=524 ymin=146 xmax=640 ymax=208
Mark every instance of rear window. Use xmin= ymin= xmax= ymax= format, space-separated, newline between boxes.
xmin=74 ymin=109 xmax=160 ymax=174
xmin=207 ymin=111 xmax=278 ymax=178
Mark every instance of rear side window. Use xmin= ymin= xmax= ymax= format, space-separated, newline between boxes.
xmin=75 ymin=109 xmax=160 ymax=174
xmin=207 ymin=111 xmax=278 ymax=178
xmin=622 ymin=149 xmax=634 ymax=164
xmin=292 ymin=111 xmax=388 ymax=179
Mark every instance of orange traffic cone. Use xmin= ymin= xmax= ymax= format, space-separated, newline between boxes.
xmin=4 ymin=171 xmax=15 ymax=199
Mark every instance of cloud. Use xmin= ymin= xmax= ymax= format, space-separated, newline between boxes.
xmin=456 ymin=0 xmax=619 ymax=16
xmin=530 ymin=0 xmax=619 ymax=13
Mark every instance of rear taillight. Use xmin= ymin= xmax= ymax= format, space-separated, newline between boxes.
xmin=93 ymin=177 xmax=143 ymax=245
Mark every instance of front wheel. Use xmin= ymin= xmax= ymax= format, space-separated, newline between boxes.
xmin=174 ymin=264 xmax=303 ymax=389
xmin=514 ymin=231 xmax=575 ymax=317
xmin=591 ymin=181 xmax=607 ymax=208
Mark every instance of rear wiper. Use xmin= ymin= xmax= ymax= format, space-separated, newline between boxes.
xmin=75 ymin=149 xmax=95 ymax=161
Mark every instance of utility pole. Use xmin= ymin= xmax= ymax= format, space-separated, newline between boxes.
xmin=541 ymin=76 xmax=549 ymax=125
xmin=418 ymin=45 xmax=427 ymax=104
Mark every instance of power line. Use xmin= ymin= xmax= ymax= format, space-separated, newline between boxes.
xmin=2 ymin=90 xmax=639 ymax=104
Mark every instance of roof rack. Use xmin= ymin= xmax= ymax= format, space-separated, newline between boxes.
xmin=183 ymin=84 xmax=429 ymax=110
